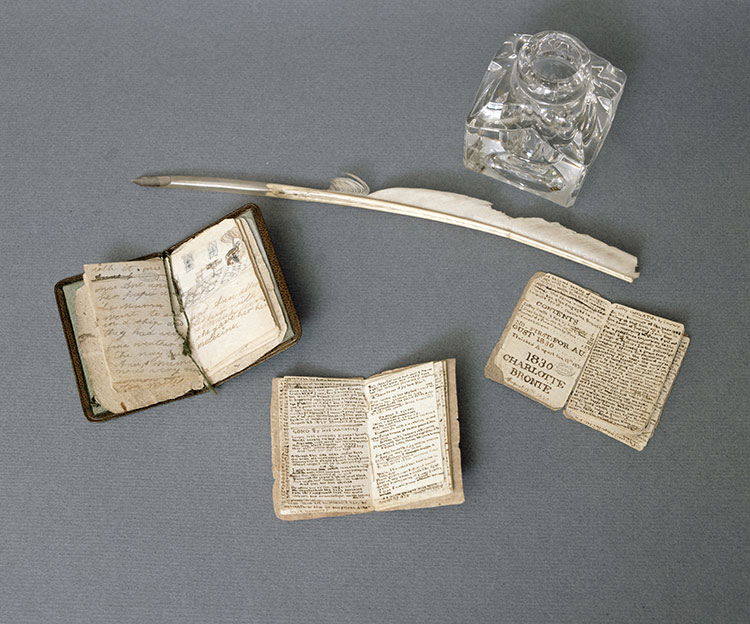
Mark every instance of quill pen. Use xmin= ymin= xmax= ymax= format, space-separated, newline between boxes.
xmin=132 ymin=174 xmax=639 ymax=282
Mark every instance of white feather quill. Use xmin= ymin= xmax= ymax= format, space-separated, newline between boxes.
xmin=369 ymin=187 xmax=638 ymax=281
xmin=133 ymin=173 xmax=639 ymax=282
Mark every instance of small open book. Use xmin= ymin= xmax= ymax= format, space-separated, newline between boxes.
xmin=56 ymin=205 xmax=300 ymax=421
xmin=485 ymin=273 xmax=689 ymax=450
xmin=271 ymin=360 xmax=464 ymax=520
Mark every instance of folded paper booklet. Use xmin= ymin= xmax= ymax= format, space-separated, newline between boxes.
xmin=485 ymin=273 xmax=689 ymax=450
xmin=55 ymin=205 xmax=300 ymax=421
xmin=271 ymin=359 xmax=464 ymax=520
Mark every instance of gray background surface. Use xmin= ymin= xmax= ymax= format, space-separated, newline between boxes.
xmin=2 ymin=1 xmax=748 ymax=622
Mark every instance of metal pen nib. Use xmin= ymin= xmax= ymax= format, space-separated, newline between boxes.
xmin=132 ymin=175 xmax=172 ymax=187
xmin=132 ymin=175 xmax=270 ymax=195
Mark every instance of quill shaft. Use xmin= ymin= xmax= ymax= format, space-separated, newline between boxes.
xmin=132 ymin=175 xmax=636 ymax=282
xmin=265 ymin=185 xmax=634 ymax=282
xmin=133 ymin=175 xmax=271 ymax=195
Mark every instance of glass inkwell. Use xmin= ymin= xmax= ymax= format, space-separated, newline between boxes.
xmin=465 ymin=31 xmax=626 ymax=206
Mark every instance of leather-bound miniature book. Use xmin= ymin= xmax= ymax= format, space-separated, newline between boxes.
xmin=485 ymin=273 xmax=689 ymax=450
xmin=271 ymin=359 xmax=464 ymax=520
xmin=55 ymin=204 xmax=300 ymax=421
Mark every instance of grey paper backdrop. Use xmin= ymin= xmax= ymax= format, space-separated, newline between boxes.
xmin=1 ymin=1 xmax=748 ymax=623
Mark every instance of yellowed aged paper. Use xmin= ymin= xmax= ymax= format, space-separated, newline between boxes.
xmin=169 ymin=219 xmax=283 ymax=382
xmin=81 ymin=260 xmax=203 ymax=411
xmin=272 ymin=376 xmax=374 ymax=520
xmin=369 ymin=359 xmax=464 ymax=512
xmin=485 ymin=272 xmax=611 ymax=409
xmin=271 ymin=360 xmax=463 ymax=521
xmin=237 ymin=218 xmax=286 ymax=333
xmin=365 ymin=361 xmax=453 ymax=510
xmin=564 ymin=304 xmax=685 ymax=434
xmin=203 ymin=218 xmax=289 ymax=381
xmin=566 ymin=337 xmax=690 ymax=450
xmin=73 ymin=215 xmax=292 ymax=414
xmin=485 ymin=273 xmax=689 ymax=449
xmin=74 ymin=285 xmax=132 ymax=414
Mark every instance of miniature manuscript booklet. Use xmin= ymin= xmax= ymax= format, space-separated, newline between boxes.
xmin=271 ymin=360 xmax=464 ymax=520
xmin=55 ymin=205 xmax=300 ymax=421
xmin=485 ymin=273 xmax=689 ymax=450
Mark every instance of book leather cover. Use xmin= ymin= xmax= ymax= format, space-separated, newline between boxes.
xmin=55 ymin=204 xmax=301 ymax=422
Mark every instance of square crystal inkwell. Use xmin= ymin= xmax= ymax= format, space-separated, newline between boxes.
xmin=464 ymin=31 xmax=626 ymax=207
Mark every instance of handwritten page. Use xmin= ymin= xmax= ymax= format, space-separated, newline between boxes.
xmin=565 ymin=305 xmax=685 ymax=434
xmin=273 ymin=377 xmax=373 ymax=518
xmin=169 ymin=219 xmax=283 ymax=382
xmin=206 ymin=218 xmax=289 ymax=381
xmin=271 ymin=360 xmax=463 ymax=520
xmin=74 ymin=285 xmax=131 ymax=413
xmin=486 ymin=273 xmax=689 ymax=449
xmin=81 ymin=260 xmax=204 ymax=411
xmin=566 ymin=337 xmax=690 ymax=450
xmin=485 ymin=272 xmax=610 ymax=409
xmin=365 ymin=361 xmax=453 ymax=509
